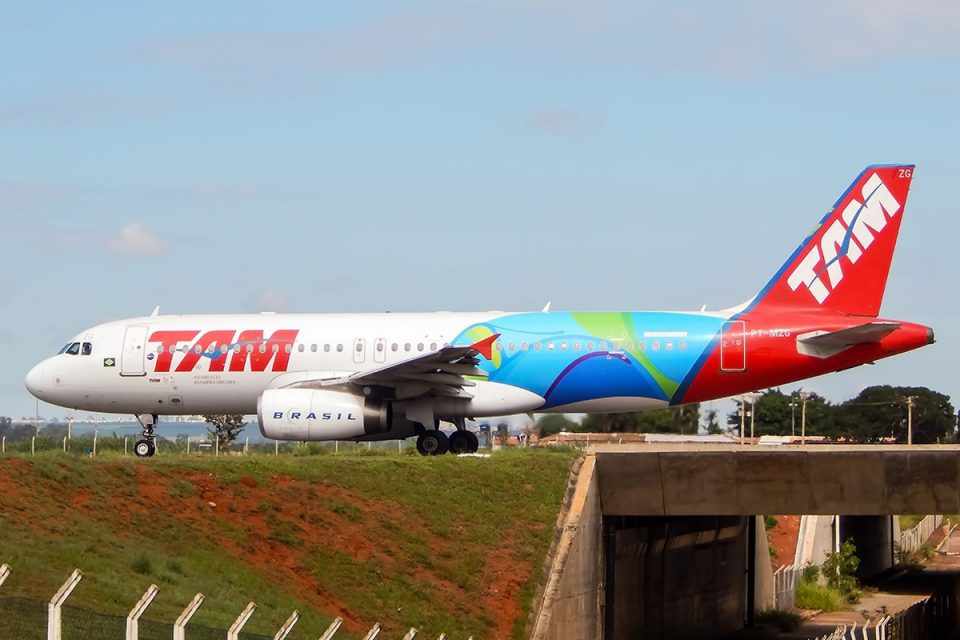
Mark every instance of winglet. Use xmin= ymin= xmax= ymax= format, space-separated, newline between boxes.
xmin=469 ymin=333 xmax=500 ymax=360
xmin=542 ymin=301 xmax=551 ymax=312
xmin=150 ymin=305 xmax=160 ymax=317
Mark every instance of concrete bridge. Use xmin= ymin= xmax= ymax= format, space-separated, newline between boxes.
xmin=530 ymin=444 xmax=960 ymax=640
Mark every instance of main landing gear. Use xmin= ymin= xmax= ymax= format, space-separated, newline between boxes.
xmin=415 ymin=420 xmax=480 ymax=456
xmin=134 ymin=414 xmax=158 ymax=458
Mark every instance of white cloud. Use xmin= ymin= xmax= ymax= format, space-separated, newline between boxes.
xmin=526 ymin=109 xmax=604 ymax=139
xmin=255 ymin=289 xmax=289 ymax=312
xmin=107 ymin=222 xmax=167 ymax=257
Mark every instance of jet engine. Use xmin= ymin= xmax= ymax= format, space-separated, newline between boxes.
xmin=257 ymin=388 xmax=390 ymax=440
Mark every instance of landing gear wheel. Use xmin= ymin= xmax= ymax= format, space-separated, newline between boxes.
xmin=464 ymin=430 xmax=479 ymax=454
xmin=449 ymin=431 xmax=472 ymax=455
xmin=134 ymin=439 xmax=156 ymax=458
xmin=416 ymin=430 xmax=449 ymax=456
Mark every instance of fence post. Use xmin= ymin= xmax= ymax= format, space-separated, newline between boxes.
xmin=318 ymin=617 xmax=343 ymax=640
xmin=1 ymin=435 xmax=5 ymax=454
xmin=47 ymin=569 xmax=82 ymax=640
xmin=227 ymin=602 xmax=256 ymax=640
xmin=275 ymin=440 xmax=279 ymax=456
xmin=63 ymin=436 xmax=67 ymax=453
xmin=435 ymin=634 xmax=447 ymax=640
xmin=0 ymin=563 xmax=10 ymax=589
xmin=215 ymin=436 xmax=220 ymax=458
xmin=362 ymin=624 xmax=381 ymax=640
xmin=244 ymin=437 xmax=249 ymax=456
xmin=186 ymin=438 xmax=190 ymax=455
xmin=125 ymin=583 xmax=159 ymax=640
xmin=124 ymin=437 xmax=128 ymax=456
xmin=32 ymin=436 xmax=36 ymax=456
xmin=93 ymin=430 xmax=98 ymax=457
xmin=402 ymin=629 xmax=417 ymax=640
xmin=173 ymin=593 xmax=204 ymax=640
xmin=272 ymin=610 xmax=299 ymax=640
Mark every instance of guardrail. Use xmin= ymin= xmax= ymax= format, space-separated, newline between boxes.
xmin=898 ymin=514 xmax=943 ymax=555
xmin=0 ymin=563 xmax=465 ymax=639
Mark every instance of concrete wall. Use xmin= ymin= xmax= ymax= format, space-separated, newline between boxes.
xmin=530 ymin=454 xmax=603 ymax=640
xmin=595 ymin=445 xmax=960 ymax=516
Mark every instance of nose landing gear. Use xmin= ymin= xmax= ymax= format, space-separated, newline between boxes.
xmin=134 ymin=414 xmax=159 ymax=458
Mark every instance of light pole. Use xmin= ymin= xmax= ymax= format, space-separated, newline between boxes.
xmin=789 ymin=400 xmax=798 ymax=437
xmin=739 ymin=396 xmax=746 ymax=446
xmin=905 ymin=396 xmax=916 ymax=445
xmin=799 ymin=391 xmax=811 ymax=445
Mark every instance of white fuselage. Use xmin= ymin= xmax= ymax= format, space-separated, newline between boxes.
xmin=24 ymin=311 xmax=554 ymax=417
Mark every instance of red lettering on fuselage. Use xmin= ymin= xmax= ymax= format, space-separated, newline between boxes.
xmin=148 ymin=330 xmax=200 ymax=372
xmin=175 ymin=330 xmax=236 ymax=373
xmin=228 ymin=329 xmax=299 ymax=372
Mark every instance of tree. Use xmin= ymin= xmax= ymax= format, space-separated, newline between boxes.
xmin=833 ymin=386 xmax=955 ymax=444
xmin=582 ymin=403 xmax=701 ymax=434
xmin=536 ymin=414 xmax=577 ymax=437
xmin=704 ymin=409 xmax=723 ymax=435
xmin=203 ymin=415 xmax=246 ymax=448
xmin=727 ymin=389 xmax=834 ymax=437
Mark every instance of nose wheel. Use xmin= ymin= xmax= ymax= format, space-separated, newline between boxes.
xmin=134 ymin=413 xmax=159 ymax=458
xmin=134 ymin=439 xmax=156 ymax=458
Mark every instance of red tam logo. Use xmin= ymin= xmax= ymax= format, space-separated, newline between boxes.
xmin=147 ymin=329 xmax=299 ymax=373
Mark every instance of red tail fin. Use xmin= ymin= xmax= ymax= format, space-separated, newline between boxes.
xmin=746 ymin=164 xmax=915 ymax=317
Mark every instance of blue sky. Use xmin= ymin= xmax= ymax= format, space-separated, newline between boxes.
xmin=2 ymin=1 xmax=959 ymax=419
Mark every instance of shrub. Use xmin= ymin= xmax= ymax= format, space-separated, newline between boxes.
xmin=131 ymin=554 xmax=153 ymax=575
xmin=795 ymin=580 xmax=843 ymax=612
xmin=755 ymin=609 xmax=802 ymax=632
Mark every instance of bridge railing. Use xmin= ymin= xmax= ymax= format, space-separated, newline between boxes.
xmin=898 ymin=514 xmax=943 ymax=556
xmin=773 ymin=564 xmax=800 ymax=611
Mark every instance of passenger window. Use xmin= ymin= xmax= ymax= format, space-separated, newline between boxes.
xmin=430 ymin=342 xmax=437 ymax=351
xmin=66 ymin=342 xmax=81 ymax=355
xmin=391 ymin=343 xmax=398 ymax=352
xmin=376 ymin=342 xmax=384 ymax=352
xmin=559 ymin=342 xmax=568 ymax=351
xmin=336 ymin=344 xmax=343 ymax=352
xmin=81 ymin=343 xmax=93 ymax=355
xmin=405 ymin=343 xmax=411 ymax=352
xmin=417 ymin=343 xmax=424 ymax=352
xmin=356 ymin=342 xmax=363 ymax=352
xmin=284 ymin=344 xmax=291 ymax=354
xmin=534 ymin=342 xmax=542 ymax=351
xmin=298 ymin=344 xmax=305 ymax=353
xmin=311 ymin=344 xmax=317 ymax=352
xmin=324 ymin=344 xmax=330 ymax=352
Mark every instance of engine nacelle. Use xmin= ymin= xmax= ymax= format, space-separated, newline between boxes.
xmin=257 ymin=388 xmax=390 ymax=441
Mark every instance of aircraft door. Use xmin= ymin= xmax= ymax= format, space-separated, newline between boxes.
xmin=353 ymin=337 xmax=366 ymax=364
xmin=720 ymin=321 xmax=746 ymax=372
xmin=374 ymin=337 xmax=386 ymax=363
xmin=120 ymin=325 xmax=149 ymax=376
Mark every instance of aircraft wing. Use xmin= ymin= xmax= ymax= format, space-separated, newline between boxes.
xmin=796 ymin=321 xmax=901 ymax=359
xmin=287 ymin=334 xmax=499 ymax=400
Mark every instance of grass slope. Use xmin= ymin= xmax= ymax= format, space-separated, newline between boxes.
xmin=0 ymin=448 xmax=575 ymax=639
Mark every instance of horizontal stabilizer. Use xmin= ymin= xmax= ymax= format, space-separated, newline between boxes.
xmin=796 ymin=321 xmax=900 ymax=359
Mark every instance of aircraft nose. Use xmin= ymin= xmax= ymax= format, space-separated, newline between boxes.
xmin=25 ymin=362 xmax=48 ymax=399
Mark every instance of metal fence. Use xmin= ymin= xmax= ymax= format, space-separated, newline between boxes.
xmin=811 ymin=592 xmax=953 ymax=640
xmin=773 ymin=563 xmax=800 ymax=611
xmin=898 ymin=514 xmax=944 ymax=556
xmin=0 ymin=563 xmax=464 ymax=640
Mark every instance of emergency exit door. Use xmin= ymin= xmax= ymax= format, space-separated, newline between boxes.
xmin=720 ymin=321 xmax=746 ymax=372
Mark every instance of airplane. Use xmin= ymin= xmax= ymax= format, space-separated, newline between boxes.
xmin=25 ymin=164 xmax=933 ymax=458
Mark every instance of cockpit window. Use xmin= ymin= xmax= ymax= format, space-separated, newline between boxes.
xmin=81 ymin=342 xmax=92 ymax=355
xmin=58 ymin=343 xmax=72 ymax=354
xmin=65 ymin=342 xmax=81 ymax=355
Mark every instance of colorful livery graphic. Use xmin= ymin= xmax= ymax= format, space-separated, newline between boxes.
xmin=25 ymin=165 xmax=933 ymax=456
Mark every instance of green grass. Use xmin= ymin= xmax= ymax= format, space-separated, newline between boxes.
xmin=0 ymin=448 xmax=575 ymax=639
xmin=795 ymin=580 xmax=844 ymax=612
